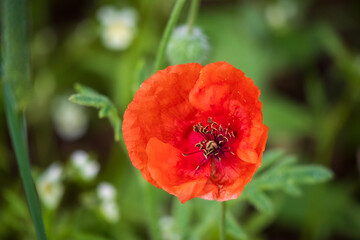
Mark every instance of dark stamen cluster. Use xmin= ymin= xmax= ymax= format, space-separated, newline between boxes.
xmin=183 ymin=117 xmax=235 ymax=164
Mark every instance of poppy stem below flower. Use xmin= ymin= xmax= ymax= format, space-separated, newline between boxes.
xmin=153 ymin=0 xmax=186 ymax=72
xmin=220 ymin=201 xmax=227 ymax=240
xmin=187 ymin=0 xmax=201 ymax=35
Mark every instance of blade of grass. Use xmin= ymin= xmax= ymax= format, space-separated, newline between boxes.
xmin=1 ymin=0 xmax=47 ymax=239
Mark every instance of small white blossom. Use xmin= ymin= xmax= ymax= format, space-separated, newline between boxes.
xmin=70 ymin=150 xmax=100 ymax=181
xmin=97 ymin=182 xmax=116 ymax=201
xmin=52 ymin=97 xmax=88 ymax=141
xmin=44 ymin=162 xmax=62 ymax=182
xmin=82 ymin=162 xmax=100 ymax=180
xmin=99 ymin=201 xmax=119 ymax=223
xmin=71 ymin=150 xmax=88 ymax=167
xmin=97 ymin=6 xmax=137 ymax=50
xmin=96 ymin=182 xmax=119 ymax=223
xmin=36 ymin=163 xmax=64 ymax=209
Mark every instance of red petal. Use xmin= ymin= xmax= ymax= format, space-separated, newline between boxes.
xmin=189 ymin=62 xmax=260 ymax=113
xmin=123 ymin=63 xmax=204 ymax=185
xmin=146 ymin=137 xmax=209 ymax=203
xmin=236 ymin=122 xmax=269 ymax=164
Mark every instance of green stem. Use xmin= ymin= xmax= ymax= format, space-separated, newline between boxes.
xmin=153 ymin=0 xmax=187 ymax=72
xmin=187 ymin=0 xmax=201 ymax=34
xmin=220 ymin=201 xmax=227 ymax=240
xmin=1 ymin=1 xmax=47 ymax=239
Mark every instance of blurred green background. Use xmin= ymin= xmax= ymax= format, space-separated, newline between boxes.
xmin=1 ymin=0 xmax=359 ymax=239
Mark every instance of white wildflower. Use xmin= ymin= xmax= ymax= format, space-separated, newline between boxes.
xmin=97 ymin=6 xmax=138 ymax=50
xmin=96 ymin=182 xmax=119 ymax=223
xmin=97 ymin=182 xmax=116 ymax=201
xmin=82 ymin=162 xmax=100 ymax=180
xmin=71 ymin=150 xmax=88 ymax=167
xmin=70 ymin=150 xmax=100 ymax=181
xmin=36 ymin=163 xmax=64 ymax=209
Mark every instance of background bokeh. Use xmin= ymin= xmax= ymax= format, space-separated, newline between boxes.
xmin=1 ymin=0 xmax=359 ymax=239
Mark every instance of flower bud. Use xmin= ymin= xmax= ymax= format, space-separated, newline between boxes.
xmin=166 ymin=25 xmax=210 ymax=65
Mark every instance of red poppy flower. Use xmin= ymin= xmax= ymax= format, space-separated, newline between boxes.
xmin=123 ymin=62 xmax=268 ymax=203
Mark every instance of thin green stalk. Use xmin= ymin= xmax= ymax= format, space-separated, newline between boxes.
xmin=1 ymin=0 xmax=47 ymax=239
xmin=153 ymin=0 xmax=187 ymax=72
xmin=187 ymin=0 xmax=201 ymax=34
xmin=220 ymin=202 xmax=227 ymax=240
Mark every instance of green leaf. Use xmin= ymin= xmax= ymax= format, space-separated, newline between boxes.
xmin=74 ymin=83 xmax=100 ymax=95
xmin=282 ymin=181 xmax=302 ymax=196
xmin=245 ymin=191 xmax=274 ymax=215
xmin=242 ymin=151 xmax=333 ymax=215
xmin=69 ymin=84 xmax=122 ymax=141
xmin=256 ymin=149 xmax=286 ymax=174
xmin=226 ymin=213 xmax=248 ymax=239
xmin=284 ymin=165 xmax=333 ymax=184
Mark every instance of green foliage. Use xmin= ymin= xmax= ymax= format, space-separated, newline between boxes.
xmin=172 ymin=199 xmax=192 ymax=239
xmin=241 ymin=150 xmax=333 ymax=214
xmin=69 ymin=84 xmax=122 ymax=141
xmin=262 ymin=96 xmax=313 ymax=139
xmin=276 ymin=183 xmax=360 ymax=240
xmin=1 ymin=1 xmax=359 ymax=240
xmin=226 ymin=213 xmax=247 ymax=240
xmin=0 ymin=189 xmax=35 ymax=238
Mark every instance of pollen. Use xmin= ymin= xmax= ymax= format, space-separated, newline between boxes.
xmin=183 ymin=117 xmax=236 ymax=161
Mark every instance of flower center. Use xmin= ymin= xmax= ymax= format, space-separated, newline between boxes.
xmin=183 ymin=117 xmax=235 ymax=164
